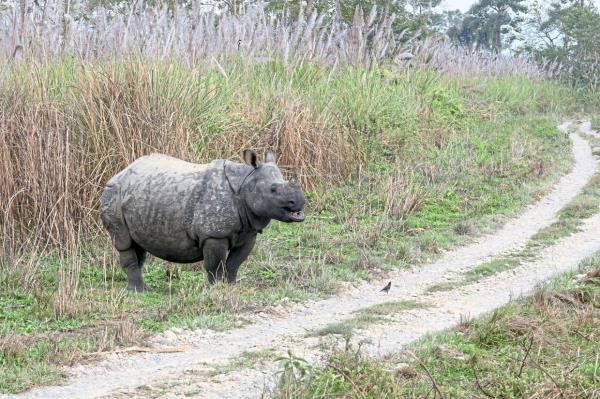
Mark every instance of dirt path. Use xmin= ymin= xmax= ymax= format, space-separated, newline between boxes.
xmin=6 ymin=121 xmax=600 ymax=399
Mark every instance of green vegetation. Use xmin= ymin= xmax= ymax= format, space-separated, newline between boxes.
xmin=593 ymin=115 xmax=600 ymax=130
xmin=307 ymin=300 xmax=427 ymax=337
xmin=428 ymin=165 xmax=600 ymax=291
xmin=465 ymin=258 xmax=521 ymax=281
xmin=275 ymin=254 xmax=600 ymax=398
xmin=208 ymin=349 xmax=276 ymax=377
xmin=0 ymin=60 xmax=579 ymax=393
xmin=425 ymin=281 xmax=462 ymax=293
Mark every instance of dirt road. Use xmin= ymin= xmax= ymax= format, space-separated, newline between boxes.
xmin=7 ymin=121 xmax=600 ymax=399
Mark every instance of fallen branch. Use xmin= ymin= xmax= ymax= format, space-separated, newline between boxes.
xmin=472 ymin=365 xmax=496 ymax=398
xmin=108 ymin=346 xmax=190 ymax=354
xmin=528 ymin=358 xmax=565 ymax=399
xmin=518 ymin=335 xmax=535 ymax=378
xmin=585 ymin=268 xmax=600 ymax=279
xmin=406 ymin=350 xmax=445 ymax=399
xmin=329 ymin=364 xmax=367 ymax=399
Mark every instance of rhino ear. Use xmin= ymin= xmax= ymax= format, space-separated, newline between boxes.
xmin=265 ymin=150 xmax=277 ymax=164
xmin=243 ymin=150 xmax=259 ymax=168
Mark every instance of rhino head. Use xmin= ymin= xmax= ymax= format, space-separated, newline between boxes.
xmin=240 ymin=150 xmax=305 ymax=223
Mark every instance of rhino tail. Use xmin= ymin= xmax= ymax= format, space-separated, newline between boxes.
xmin=100 ymin=185 xmax=132 ymax=251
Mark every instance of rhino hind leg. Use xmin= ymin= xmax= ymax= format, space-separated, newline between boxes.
xmin=119 ymin=243 xmax=149 ymax=292
xmin=101 ymin=185 xmax=147 ymax=291
xmin=100 ymin=185 xmax=132 ymax=252
xmin=203 ymin=238 xmax=229 ymax=284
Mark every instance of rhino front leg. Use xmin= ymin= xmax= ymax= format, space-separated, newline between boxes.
xmin=225 ymin=236 xmax=256 ymax=283
xmin=203 ymin=238 xmax=229 ymax=284
xmin=119 ymin=243 xmax=148 ymax=292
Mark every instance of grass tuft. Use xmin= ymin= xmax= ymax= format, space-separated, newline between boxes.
xmin=307 ymin=300 xmax=427 ymax=337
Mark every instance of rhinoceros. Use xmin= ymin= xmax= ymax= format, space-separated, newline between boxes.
xmin=100 ymin=150 xmax=305 ymax=291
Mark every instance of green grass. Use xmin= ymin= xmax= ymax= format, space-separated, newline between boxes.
xmin=464 ymin=258 xmax=521 ymax=280
xmin=307 ymin=314 xmax=381 ymax=337
xmin=358 ymin=300 xmax=426 ymax=316
xmin=0 ymin=60 xmax=579 ymax=393
xmin=425 ymin=281 xmax=461 ymax=293
xmin=451 ymin=166 xmax=600 ymax=286
xmin=592 ymin=115 xmax=600 ymax=130
xmin=274 ymin=254 xmax=600 ymax=398
xmin=207 ymin=349 xmax=276 ymax=377
xmin=307 ymin=300 xmax=428 ymax=337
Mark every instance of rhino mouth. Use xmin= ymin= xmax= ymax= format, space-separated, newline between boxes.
xmin=285 ymin=207 xmax=305 ymax=222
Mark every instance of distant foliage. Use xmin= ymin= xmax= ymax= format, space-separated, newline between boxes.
xmin=0 ymin=0 xmax=544 ymax=78
xmin=0 ymin=0 xmax=401 ymax=65
xmin=523 ymin=0 xmax=600 ymax=91
xmin=407 ymin=37 xmax=547 ymax=78
xmin=447 ymin=0 xmax=528 ymax=52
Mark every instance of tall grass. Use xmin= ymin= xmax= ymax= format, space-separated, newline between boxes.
xmin=0 ymin=1 xmax=546 ymax=78
xmin=0 ymin=57 xmax=570 ymax=259
xmin=0 ymin=59 xmax=359 ymax=254
xmin=0 ymin=2 xmax=553 ymax=260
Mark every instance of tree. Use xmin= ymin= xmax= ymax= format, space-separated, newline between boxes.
xmin=522 ymin=0 xmax=600 ymax=88
xmin=438 ymin=9 xmax=464 ymax=36
xmin=404 ymin=0 xmax=444 ymax=36
xmin=262 ymin=0 xmax=408 ymax=26
xmin=447 ymin=0 xmax=527 ymax=52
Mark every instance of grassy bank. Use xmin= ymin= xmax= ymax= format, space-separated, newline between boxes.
xmin=0 ymin=59 xmax=576 ymax=393
xmin=274 ymin=255 xmax=600 ymax=398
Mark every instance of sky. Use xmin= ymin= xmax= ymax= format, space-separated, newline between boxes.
xmin=440 ymin=0 xmax=600 ymax=12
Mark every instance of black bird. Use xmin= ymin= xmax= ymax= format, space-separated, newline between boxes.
xmin=380 ymin=281 xmax=391 ymax=293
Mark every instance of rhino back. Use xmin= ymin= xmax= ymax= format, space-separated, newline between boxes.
xmin=109 ymin=154 xmax=241 ymax=262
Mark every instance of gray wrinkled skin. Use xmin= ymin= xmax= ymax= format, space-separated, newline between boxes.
xmin=100 ymin=150 xmax=305 ymax=291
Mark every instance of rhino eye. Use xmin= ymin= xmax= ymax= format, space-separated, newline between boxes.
xmin=270 ymin=184 xmax=278 ymax=193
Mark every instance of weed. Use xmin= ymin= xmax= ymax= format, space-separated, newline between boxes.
xmin=425 ymin=281 xmax=461 ymax=293
xmin=465 ymin=258 xmax=520 ymax=281
xmin=307 ymin=300 xmax=427 ymax=337
xmin=207 ymin=349 xmax=276 ymax=377
xmin=358 ymin=300 xmax=427 ymax=316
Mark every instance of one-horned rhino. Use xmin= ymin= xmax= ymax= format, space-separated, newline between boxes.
xmin=100 ymin=150 xmax=305 ymax=291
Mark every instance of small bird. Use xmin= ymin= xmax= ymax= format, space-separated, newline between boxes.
xmin=380 ymin=281 xmax=391 ymax=293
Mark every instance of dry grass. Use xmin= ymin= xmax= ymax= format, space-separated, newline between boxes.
xmin=204 ymin=94 xmax=357 ymax=188
xmin=0 ymin=1 xmax=548 ymax=80
xmin=380 ymin=166 xmax=427 ymax=222
xmin=0 ymin=60 xmax=358 ymax=263
xmin=0 ymin=318 xmax=147 ymax=366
